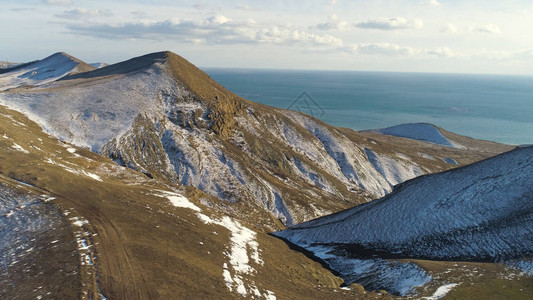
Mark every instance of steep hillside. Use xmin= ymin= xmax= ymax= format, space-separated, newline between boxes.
xmin=0 ymin=51 xmax=513 ymax=227
xmin=275 ymin=146 xmax=533 ymax=295
xmin=1 ymin=104 xmax=380 ymax=299
xmin=0 ymin=52 xmax=95 ymax=91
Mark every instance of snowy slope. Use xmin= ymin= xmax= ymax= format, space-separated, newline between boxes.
xmin=274 ymin=146 xmax=531 ymax=294
xmin=366 ymin=123 xmax=466 ymax=149
xmin=0 ymin=52 xmax=95 ymax=91
xmin=0 ymin=55 xmax=175 ymax=150
xmin=89 ymin=63 xmax=108 ymax=69
xmin=276 ymin=146 xmax=532 ymax=260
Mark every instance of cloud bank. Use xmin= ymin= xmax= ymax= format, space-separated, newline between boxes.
xmin=66 ymin=15 xmax=343 ymax=47
xmin=355 ymin=17 xmax=423 ymax=30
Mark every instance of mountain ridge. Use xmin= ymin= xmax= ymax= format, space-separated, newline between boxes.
xmin=0 ymin=51 xmax=515 ymax=228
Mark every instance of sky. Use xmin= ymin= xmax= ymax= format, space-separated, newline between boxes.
xmin=2 ymin=0 xmax=533 ymax=74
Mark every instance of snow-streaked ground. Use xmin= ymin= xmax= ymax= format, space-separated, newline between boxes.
xmin=275 ymin=146 xmax=533 ymax=294
xmin=366 ymin=123 xmax=466 ymax=149
xmin=277 ymin=111 xmax=428 ymax=197
xmin=45 ymin=158 xmax=102 ymax=182
xmin=0 ymin=182 xmax=69 ymax=296
xmin=423 ymin=283 xmax=460 ymax=300
xmin=155 ymin=190 xmax=276 ymax=299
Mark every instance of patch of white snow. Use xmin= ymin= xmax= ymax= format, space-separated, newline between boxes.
xmin=11 ymin=143 xmax=30 ymax=154
xmin=152 ymin=190 xmax=201 ymax=212
xmin=423 ymin=283 xmax=459 ymax=300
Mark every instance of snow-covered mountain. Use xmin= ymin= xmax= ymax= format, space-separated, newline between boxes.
xmin=0 ymin=51 xmax=512 ymax=227
xmin=364 ymin=123 xmax=467 ymax=149
xmin=275 ymin=146 xmax=533 ymax=293
xmin=0 ymin=52 xmax=95 ymax=91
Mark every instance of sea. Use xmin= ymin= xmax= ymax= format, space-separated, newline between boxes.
xmin=204 ymin=68 xmax=533 ymax=145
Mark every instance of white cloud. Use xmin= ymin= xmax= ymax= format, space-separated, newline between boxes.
xmin=442 ymin=24 xmax=502 ymax=34
xmin=343 ymin=43 xmax=460 ymax=58
xmin=65 ymin=15 xmax=343 ymax=48
xmin=56 ymin=8 xmax=113 ymax=19
xmin=512 ymin=49 xmax=533 ymax=60
xmin=427 ymin=47 xmax=455 ymax=57
xmin=10 ymin=7 xmax=36 ymax=12
xmin=344 ymin=43 xmax=420 ymax=56
xmin=192 ymin=3 xmax=208 ymax=10
xmin=130 ymin=11 xmax=148 ymax=19
xmin=471 ymin=49 xmax=533 ymax=61
xmin=419 ymin=0 xmax=440 ymax=7
xmin=315 ymin=14 xmax=349 ymax=31
xmin=442 ymin=24 xmax=458 ymax=33
xmin=477 ymin=24 xmax=501 ymax=34
xmin=236 ymin=5 xmax=257 ymax=11
xmin=359 ymin=43 xmax=419 ymax=55
xmin=355 ymin=17 xmax=423 ymax=30
xmin=208 ymin=15 xmax=230 ymax=25
xmin=43 ymin=0 xmax=72 ymax=5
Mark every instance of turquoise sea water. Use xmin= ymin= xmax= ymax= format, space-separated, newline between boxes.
xmin=204 ymin=68 xmax=533 ymax=145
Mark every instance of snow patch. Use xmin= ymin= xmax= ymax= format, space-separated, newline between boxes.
xmin=71 ymin=217 xmax=89 ymax=227
xmin=364 ymin=148 xmax=423 ymax=189
xmin=507 ymin=260 xmax=533 ymax=276
xmin=152 ymin=190 xmax=201 ymax=212
xmin=45 ymin=158 xmax=103 ymax=181
xmin=157 ymin=188 xmax=273 ymax=298
xmin=442 ymin=157 xmax=458 ymax=165
xmin=11 ymin=143 xmax=30 ymax=154
xmin=419 ymin=152 xmax=435 ymax=160
xmin=200 ymin=213 xmax=269 ymax=297
xmin=85 ymin=173 xmax=103 ymax=181
xmin=423 ymin=283 xmax=459 ymax=300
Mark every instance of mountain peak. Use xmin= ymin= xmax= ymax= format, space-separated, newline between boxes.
xmin=0 ymin=52 xmax=95 ymax=91
xmin=63 ymin=50 xmax=234 ymax=101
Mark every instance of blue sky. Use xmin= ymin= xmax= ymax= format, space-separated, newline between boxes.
xmin=2 ymin=0 xmax=533 ymax=74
